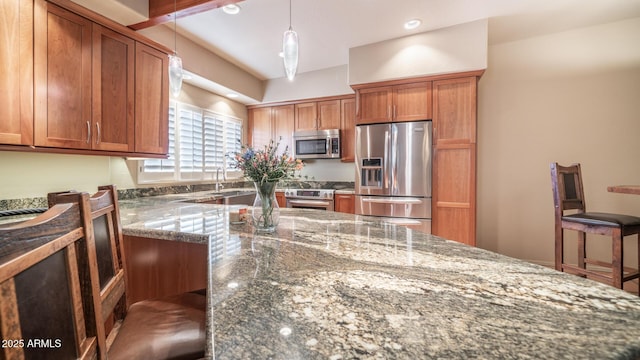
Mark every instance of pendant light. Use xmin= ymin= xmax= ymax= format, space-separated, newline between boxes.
xmin=282 ymin=0 xmax=298 ymax=81
xmin=168 ymin=0 xmax=183 ymax=97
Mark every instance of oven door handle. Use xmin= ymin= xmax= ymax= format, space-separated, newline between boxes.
xmin=287 ymin=199 xmax=333 ymax=207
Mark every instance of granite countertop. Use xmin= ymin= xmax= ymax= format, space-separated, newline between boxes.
xmin=119 ymin=194 xmax=640 ymax=360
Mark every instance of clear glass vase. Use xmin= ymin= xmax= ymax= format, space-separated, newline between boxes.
xmin=251 ymin=181 xmax=280 ymax=233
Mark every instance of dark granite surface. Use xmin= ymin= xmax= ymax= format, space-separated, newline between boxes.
xmin=118 ymin=192 xmax=640 ymax=360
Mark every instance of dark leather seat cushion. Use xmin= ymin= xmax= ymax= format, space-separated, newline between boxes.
xmin=563 ymin=212 xmax=640 ymax=227
xmin=108 ymin=292 xmax=206 ymax=360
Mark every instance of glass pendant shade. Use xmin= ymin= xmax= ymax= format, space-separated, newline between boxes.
xmin=282 ymin=28 xmax=298 ymax=81
xmin=168 ymin=54 xmax=183 ymax=98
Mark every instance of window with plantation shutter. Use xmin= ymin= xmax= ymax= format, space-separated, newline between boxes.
xmin=138 ymin=101 xmax=243 ymax=183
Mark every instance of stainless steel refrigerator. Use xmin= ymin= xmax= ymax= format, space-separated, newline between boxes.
xmin=355 ymin=121 xmax=432 ymax=233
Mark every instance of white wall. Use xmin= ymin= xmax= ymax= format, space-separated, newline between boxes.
xmin=349 ymin=19 xmax=488 ymax=85
xmin=477 ymin=17 xmax=640 ymax=265
xmin=262 ymin=65 xmax=353 ymax=103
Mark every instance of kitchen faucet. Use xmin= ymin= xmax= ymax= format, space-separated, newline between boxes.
xmin=215 ymin=168 xmax=226 ymax=192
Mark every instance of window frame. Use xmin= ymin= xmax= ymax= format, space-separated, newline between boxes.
xmin=137 ymin=100 xmax=244 ymax=184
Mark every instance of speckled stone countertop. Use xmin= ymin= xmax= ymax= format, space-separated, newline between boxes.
xmin=118 ymin=193 xmax=640 ymax=360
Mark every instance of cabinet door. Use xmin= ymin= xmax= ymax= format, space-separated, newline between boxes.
xmin=34 ymin=1 xmax=92 ymax=149
xmin=340 ymin=98 xmax=356 ymax=162
xmin=92 ymin=24 xmax=134 ymax=151
xmin=432 ymin=77 xmax=477 ymax=246
xmin=393 ymin=82 xmax=432 ymax=122
xmin=294 ymin=102 xmax=317 ymax=131
xmin=134 ymin=43 xmax=168 ymax=155
xmin=334 ymin=194 xmax=355 ymax=214
xmin=275 ymin=192 xmax=287 ymax=208
xmin=273 ymin=105 xmax=294 ymax=155
xmin=356 ymin=86 xmax=392 ymax=124
xmin=0 ymin=0 xmax=33 ymax=145
xmin=248 ymin=107 xmax=272 ymax=149
xmin=317 ymin=100 xmax=340 ymax=130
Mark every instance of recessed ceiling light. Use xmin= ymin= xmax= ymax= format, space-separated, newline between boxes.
xmin=404 ymin=19 xmax=421 ymax=30
xmin=222 ymin=4 xmax=241 ymax=15
xmin=278 ymin=51 xmax=284 ymax=58
xmin=227 ymin=93 xmax=239 ymax=98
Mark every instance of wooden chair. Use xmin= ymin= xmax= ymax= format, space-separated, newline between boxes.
xmin=0 ymin=193 xmax=101 ymax=360
xmin=49 ymin=185 xmax=206 ymax=360
xmin=550 ymin=162 xmax=640 ymax=292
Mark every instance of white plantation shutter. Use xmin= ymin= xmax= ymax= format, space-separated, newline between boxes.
xmin=179 ymin=106 xmax=204 ymax=174
xmin=204 ymin=112 xmax=225 ymax=172
xmin=139 ymin=101 xmax=243 ymax=183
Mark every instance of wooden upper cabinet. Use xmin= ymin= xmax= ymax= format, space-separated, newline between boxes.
xmin=34 ymin=1 xmax=141 ymax=153
xmin=340 ymin=97 xmax=356 ymax=162
xmin=356 ymin=82 xmax=432 ymax=124
xmin=248 ymin=105 xmax=294 ymax=155
xmin=294 ymin=102 xmax=317 ymax=131
xmin=134 ymin=42 xmax=169 ymax=155
xmin=92 ymin=24 xmax=135 ymax=152
xmin=34 ymin=1 xmax=92 ymax=149
xmin=294 ymin=100 xmax=340 ymax=131
xmin=272 ymin=105 xmax=294 ymax=154
xmin=393 ymin=82 xmax=432 ymax=122
xmin=357 ymin=86 xmax=392 ymax=124
xmin=0 ymin=0 xmax=33 ymax=145
xmin=432 ymin=77 xmax=476 ymax=144
xmin=317 ymin=100 xmax=341 ymax=130
xmin=248 ymin=107 xmax=272 ymax=149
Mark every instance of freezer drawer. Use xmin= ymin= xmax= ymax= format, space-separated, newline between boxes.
xmin=355 ymin=195 xmax=431 ymax=219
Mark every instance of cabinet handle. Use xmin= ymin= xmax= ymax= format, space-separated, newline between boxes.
xmin=96 ymin=123 xmax=101 ymax=145
xmin=86 ymin=121 xmax=91 ymax=144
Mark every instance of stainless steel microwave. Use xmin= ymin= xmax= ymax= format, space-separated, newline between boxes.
xmin=293 ymin=129 xmax=340 ymax=159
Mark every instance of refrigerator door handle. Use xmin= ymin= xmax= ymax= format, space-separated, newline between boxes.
xmin=391 ymin=124 xmax=398 ymax=194
xmin=384 ymin=129 xmax=390 ymax=192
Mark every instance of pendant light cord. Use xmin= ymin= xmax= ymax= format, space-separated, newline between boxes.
xmin=289 ymin=0 xmax=292 ymax=31
xmin=174 ymin=0 xmax=178 ymax=55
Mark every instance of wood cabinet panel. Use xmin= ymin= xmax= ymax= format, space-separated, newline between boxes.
xmin=249 ymin=105 xmax=294 ymax=155
xmin=34 ymin=1 xmax=92 ymax=149
xmin=0 ymin=0 xmax=33 ymax=145
xmin=248 ymin=107 xmax=272 ymax=149
xmin=393 ymin=82 xmax=432 ymax=122
xmin=340 ymin=98 xmax=356 ymax=162
xmin=92 ymin=24 xmax=134 ymax=152
xmin=294 ymin=102 xmax=317 ymax=131
xmin=317 ymin=100 xmax=341 ymax=130
xmin=432 ymin=76 xmax=478 ymax=246
xmin=335 ymin=194 xmax=355 ymax=214
xmin=123 ymin=235 xmax=207 ymax=306
xmin=276 ymin=191 xmax=286 ymax=208
xmin=432 ymin=77 xmax=476 ymax=144
xmin=134 ymin=42 xmax=169 ymax=155
xmin=273 ymin=105 xmax=294 ymax=154
xmin=357 ymin=86 xmax=392 ymax=124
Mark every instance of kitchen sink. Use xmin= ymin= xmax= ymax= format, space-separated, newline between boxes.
xmin=180 ymin=190 xmax=255 ymax=206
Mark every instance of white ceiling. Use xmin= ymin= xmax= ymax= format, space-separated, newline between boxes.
xmin=167 ymin=0 xmax=640 ymax=81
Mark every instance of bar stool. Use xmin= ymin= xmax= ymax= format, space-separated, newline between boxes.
xmin=550 ymin=162 xmax=640 ymax=292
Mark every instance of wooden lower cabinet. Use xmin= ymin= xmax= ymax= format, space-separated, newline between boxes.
xmin=123 ymin=235 xmax=207 ymax=306
xmin=334 ymin=194 xmax=355 ymax=214
xmin=276 ymin=191 xmax=287 ymax=208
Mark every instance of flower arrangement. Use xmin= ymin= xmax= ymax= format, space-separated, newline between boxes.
xmin=235 ymin=139 xmax=304 ymax=184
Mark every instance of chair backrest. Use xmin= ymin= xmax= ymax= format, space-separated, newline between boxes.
xmin=0 ymin=193 xmax=100 ymax=360
xmin=48 ymin=185 xmax=127 ymax=359
xmin=550 ymin=162 xmax=587 ymax=218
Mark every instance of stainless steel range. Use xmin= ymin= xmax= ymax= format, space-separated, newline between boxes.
xmin=284 ymin=189 xmax=335 ymax=211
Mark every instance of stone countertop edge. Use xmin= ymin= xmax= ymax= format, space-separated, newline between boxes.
xmin=118 ymin=192 xmax=640 ymax=360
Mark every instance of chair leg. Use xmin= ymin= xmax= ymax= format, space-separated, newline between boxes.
xmin=578 ymin=231 xmax=586 ymax=272
xmin=611 ymin=228 xmax=623 ymax=289
xmin=555 ymin=224 xmax=564 ymax=271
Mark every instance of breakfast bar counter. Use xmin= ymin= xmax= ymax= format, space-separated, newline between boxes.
xmin=119 ymin=195 xmax=640 ymax=359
